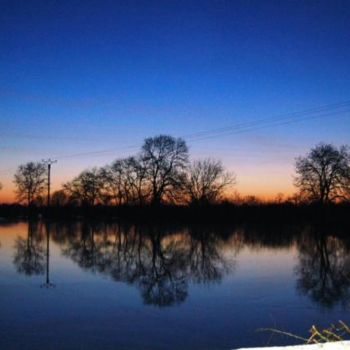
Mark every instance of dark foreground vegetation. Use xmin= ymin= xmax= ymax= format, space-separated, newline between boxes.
xmin=1 ymin=202 xmax=349 ymax=225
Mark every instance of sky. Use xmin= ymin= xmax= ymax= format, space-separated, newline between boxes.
xmin=1 ymin=0 xmax=350 ymax=202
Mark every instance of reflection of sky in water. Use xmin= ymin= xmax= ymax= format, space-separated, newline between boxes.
xmin=0 ymin=221 xmax=349 ymax=350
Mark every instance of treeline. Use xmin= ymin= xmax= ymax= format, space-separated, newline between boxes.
xmin=4 ymin=135 xmax=350 ymax=208
xmin=12 ymin=135 xmax=235 ymax=207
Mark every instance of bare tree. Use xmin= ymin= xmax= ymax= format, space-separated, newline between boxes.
xmin=294 ymin=143 xmax=350 ymax=204
xmin=122 ymin=156 xmax=149 ymax=205
xmin=141 ymin=135 xmax=189 ymax=205
xmin=185 ymin=158 xmax=235 ymax=205
xmin=100 ymin=156 xmax=148 ymax=205
xmin=13 ymin=162 xmax=47 ymax=206
xmin=63 ymin=168 xmax=103 ymax=206
xmin=99 ymin=163 xmax=124 ymax=205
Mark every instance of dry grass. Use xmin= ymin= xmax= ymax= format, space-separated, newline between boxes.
xmin=259 ymin=321 xmax=350 ymax=344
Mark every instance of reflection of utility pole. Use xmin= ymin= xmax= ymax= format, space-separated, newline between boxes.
xmin=41 ymin=222 xmax=55 ymax=288
xmin=42 ymin=158 xmax=57 ymax=207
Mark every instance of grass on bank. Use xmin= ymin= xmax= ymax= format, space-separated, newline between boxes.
xmin=260 ymin=321 xmax=350 ymax=344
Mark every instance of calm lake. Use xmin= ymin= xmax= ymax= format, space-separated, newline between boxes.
xmin=0 ymin=220 xmax=349 ymax=349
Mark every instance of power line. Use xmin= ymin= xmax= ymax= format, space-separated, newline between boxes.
xmin=186 ymin=109 xmax=350 ymax=143
xmin=183 ymin=100 xmax=350 ymax=139
xmin=1 ymin=100 xmax=349 ymax=146
xmin=0 ymin=100 xmax=349 ymax=168
xmin=50 ymin=100 xmax=350 ymax=160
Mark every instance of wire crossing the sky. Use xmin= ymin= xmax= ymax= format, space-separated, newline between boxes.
xmin=51 ymin=100 xmax=350 ymax=160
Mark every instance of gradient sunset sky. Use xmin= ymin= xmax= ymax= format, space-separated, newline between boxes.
xmin=1 ymin=0 xmax=350 ymax=202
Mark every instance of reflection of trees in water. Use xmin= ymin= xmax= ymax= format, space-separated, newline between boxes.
xmin=188 ymin=225 xmax=236 ymax=284
xmin=239 ymin=222 xmax=300 ymax=250
xmin=138 ymin=227 xmax=189 ymax=306
xmin=62 ymin=222 xmax=101 ymax=271
xmin=59 ymin=222 xmax=237 ymax=307
xmin=29 ymin=220 xmax=350 ymax=309
xmin=13 ymin=221 xmax=45 ymax=275
xmin=295 ymin=228 xmax=350 ymax=308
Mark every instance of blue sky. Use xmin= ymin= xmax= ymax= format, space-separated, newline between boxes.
xmin=1 ymin=0 xmax=350 ymax=200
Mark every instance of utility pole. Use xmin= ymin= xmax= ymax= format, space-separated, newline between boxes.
xmin=42 ymin=158 xmax=57 ymax=207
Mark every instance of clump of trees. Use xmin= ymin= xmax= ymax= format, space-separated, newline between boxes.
xmin=12 ymin=135 xmax=235 ymax=207
xmin=63 ymin=168 xmax=103 ymax=206
xmin=61 ymin=136 xmax=235 ymax=206
xmin=99 ymin=157 xmax=148 ymax=205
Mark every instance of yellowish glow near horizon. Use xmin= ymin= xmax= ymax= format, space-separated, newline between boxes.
xmin=0 ymin=165 xmax=296 ymax=203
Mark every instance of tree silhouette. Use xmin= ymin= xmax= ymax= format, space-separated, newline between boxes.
xmin=185 ymin=158 xmax=235 ymax=205
xmin=99 ymin=162 xmax=126 ymax=205
xmin=63 ymin=168 xmax=103 ymax=206
xmin=122 ymin=156 xmax=149 ymax=205
xmin=295 ymin=144 xmax=350 ymax=204
xmin=100 ymin=156 xmax=149 ymax=205
xmin=141 ymin=135 xmax=189 ymax=205
xmin=13 ymin=162 xmax=47 ymax=205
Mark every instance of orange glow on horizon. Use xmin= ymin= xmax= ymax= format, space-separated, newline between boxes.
xmin=0 ymin=161 xmax=297 ymax=204
xmin=0 ymin=183 xmax=296 ymax=204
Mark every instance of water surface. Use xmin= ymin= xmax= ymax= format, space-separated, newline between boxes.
xmin=0 ymin=221 xmax=349 ymax=349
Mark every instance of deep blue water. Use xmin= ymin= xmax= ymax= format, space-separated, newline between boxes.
xmin=0 ymin=221 xmax=349 ymax=349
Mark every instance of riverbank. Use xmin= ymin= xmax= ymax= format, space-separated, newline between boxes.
xmin=0 ymin=202 xmax=349 ymax=224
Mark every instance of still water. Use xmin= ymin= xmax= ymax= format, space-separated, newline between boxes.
xmin=0 ymin=220 xmax=349 ymax=349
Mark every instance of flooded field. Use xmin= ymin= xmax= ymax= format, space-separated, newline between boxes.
xmin=0 ymin=220 xmax=349 ymax=349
